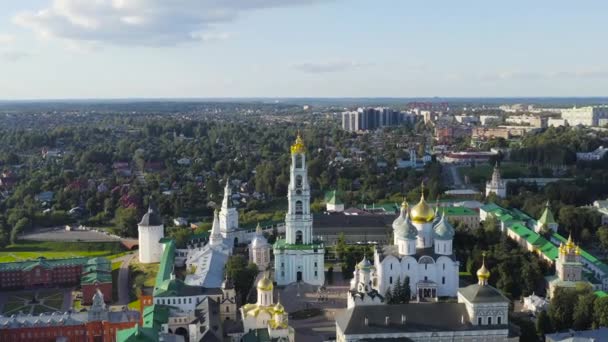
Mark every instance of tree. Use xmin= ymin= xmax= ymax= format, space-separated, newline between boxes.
xmin=394 ymin=277 xmax=403 ymax=304
xmin=336 ymin=233 xmax=347 ymax=260
xmin=11 ymin=217 xmax=31 ymax=244
xmin=549 ymin=288 xmax=578 ymax=331
xmin=384 ymin=286 xmax=393 ymax=304
xmin=573 ymin=292 xmax=596 ymax=330
xmin=536 ymin=310 xmax=551 ymax=338
xmin=326 ymin=266 xmax=334 ymax=285
xmin=225 ymin=255 xmax=259 ymax=303
xmin=402 ymin=276 xmax=411 ymax=303
xmin=597 ymin=226 xmax=608 ymax=251
xmin=594 ymin=296 xmax=608 ymax=328
xmin=114 ymin=207 xmax=139 ymax=237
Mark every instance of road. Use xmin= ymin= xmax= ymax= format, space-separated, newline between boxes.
xmin=116 ymin=253 xmax=136 ymax=305
xmin=444 ymin=164 xmax=464 ymax=188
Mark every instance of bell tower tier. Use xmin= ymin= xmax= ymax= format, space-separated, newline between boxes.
xmin=274 ymin=133 xmax=325 ymax=286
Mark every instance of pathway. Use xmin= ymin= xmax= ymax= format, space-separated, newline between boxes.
xmin=117 ymin=253 xmax=136 ymax=305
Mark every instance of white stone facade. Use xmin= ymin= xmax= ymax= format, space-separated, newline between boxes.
xmin=250 ymin=224 xmax=271 ymax=270
xmin=138 ymin=205 xmax=165 ymax=264
xmin=220 ymin=179 xmax=239 ymax=238
xmin=485 ymin=165 xmax=506 ymax=198
xmin=274 ymin=135 xmax=325 ymax=286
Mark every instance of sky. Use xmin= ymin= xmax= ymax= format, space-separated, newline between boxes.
xmin=0 ymin=0 xmax=607 ymax=99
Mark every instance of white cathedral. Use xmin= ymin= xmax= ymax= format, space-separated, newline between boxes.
xmin=366 ymin=189 xmax=459 ymax=301
xmin=273 ymin=134 xmax=325 ymax=286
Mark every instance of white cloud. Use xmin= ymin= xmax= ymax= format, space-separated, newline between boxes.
xmin=13 ymin=0 xmax=333 ymax=46
xmin=0 ymin=34 xmax=15 ymax=44
xmin=291 ymin=60 xmax=370 ymax=73
xmin=0 ymin=51 xmax=30 ymax=62
xmin=481 ymin=69 xmax=608 ymax=81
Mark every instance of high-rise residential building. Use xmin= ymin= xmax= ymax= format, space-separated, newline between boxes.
xmin=561 ymin=106 xmax=608 ymax=127
xmin=341 ymin=107 xmax=414 ymax=132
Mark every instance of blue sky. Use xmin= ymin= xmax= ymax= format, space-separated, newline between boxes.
xmin=0 ymin=0 xmax=607 ymax=99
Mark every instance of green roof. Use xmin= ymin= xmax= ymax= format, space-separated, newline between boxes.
xmin=595 ymin=291 xmax=608 ymax=298
xmin=116 ymin=324 xmax=159 ymax=342
xmin=358 ymin=203 xmax=399 ymax=213
xmin=326 ymin=190 xmax=343 ymax=205
xmin=273 ymin=239 xmax=324 ymax=251
xmin=241 ymin=220 xmax=283 ymax=231
xmin=142 ymin=305 xmax=170 ymax=329
xmin=441 ymin=206 xmax=477 ymax=216
xmin=508 ymin=223 xmax=558 ymax=260
xmin=155 ymin=239 xmax=176 ymax=291
xmin=538 ymin=202 xmax=557 ymax=225
xmin=81 ymin=271 xmax=112 ymax=284
xmin=0 ymin=256 xmax=88 ymax=272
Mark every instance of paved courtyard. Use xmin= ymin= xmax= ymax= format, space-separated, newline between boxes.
xmin=277 ymin=272 xmax=350 ymax=342
xmin=20 ymin=227 xmax=121 ymax=242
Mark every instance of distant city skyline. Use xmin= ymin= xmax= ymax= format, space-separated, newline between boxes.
xmin=1 ymin=0 xmax=607 ymax=99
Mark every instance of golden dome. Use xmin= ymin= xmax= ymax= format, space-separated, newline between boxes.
xmin=476 ymin=252 xmax=490 ymax=283
xmin=290 ymin=133 xmax=305 ymax=154
xmin=274 ymin=301 xmax=285 ymax=313
xmin=566 ymin=233 xmax=575 ymax=249
xmin=410 ymin=185 xmax=435 ymax=223
xmin=257 ymin=275 xmax=273 ymax=291
xmin=575 ymin=245 xmax=581 ymax=255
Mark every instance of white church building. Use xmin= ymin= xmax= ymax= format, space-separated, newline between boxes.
xmin=486 ymin=163 xmax=507 ymax=198
xmin=273 ymin=134 xmax=325 ymax=286
xmin=371 ymin=189 xmax=459 ymax=300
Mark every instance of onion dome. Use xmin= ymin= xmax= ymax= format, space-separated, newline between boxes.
xmin=392 ymin=201 xmax=408 ymax=231
xmin=410 ymin=184 xmax=435 ymax=223
xmin=274 ymin=301 xmax=285 ymax=313
xmin=477 ymin=253 xmax=490 ymax=286
xmin=403 ymin=211 xmax=418 ymax=240
xmin=290 ymin=132 xmax=305 ymax=154
xmin=257 ymin=275 xmax=274 ymax=291
xmin=433 ymin=212 xmax=455 ymax=240
xmin=356 ymin=257 xmax=372 ymax=270
xmin=251 ymin=223 xmax=269 ymax=248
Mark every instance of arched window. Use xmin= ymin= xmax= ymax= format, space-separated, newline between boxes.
xmin=488 ymin=317 xmax=492 ymax=325
xmin=295 ymin=201 xmax=303 ymax=215
xmin=478 ymin=317 xmax=482 ymax=325
xmin=497 ymin=316 xmax=502 ymax=325
xmin=295 ymin=154 xmax=303 ymax=169
xmin=296 ymin=230 xmax=303 ymax=244
xmin=296 ymin=175 xmax=303 ymax=189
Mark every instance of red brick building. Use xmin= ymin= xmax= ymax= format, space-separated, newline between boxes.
xmin=0 ymin=290 xmax=139 ymax=342
xmin=81 ymin=258 xmax=113 ymax=304
xmin=0 ymin=257 xmax=86 ymax=289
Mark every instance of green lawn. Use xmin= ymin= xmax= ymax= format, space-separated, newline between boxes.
xmin=1 ymin=290 xmax=64 ymax=315
xmin=0 ymin=240 xmax=128 ymax=262
xmin=2 ymin=301 xmax=26 ymax=314
xmin=112 ymin=261 xmax=123 ymax=270
xmin=459 ymin=162 xmax=529 ymax=185
xmin=72 ymin=299 xmax=82 ymax=311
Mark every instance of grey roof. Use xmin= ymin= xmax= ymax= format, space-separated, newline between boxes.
xmin=336 ymin=303 xmax=507 ymax=335
xmin=433 ymin=214 xmax=455 ymax=240
xmin=139 ymin=202 xmax=163 ymax=226
xmin=313 ymin=213 xmax=392 ymax=230
xmin=458 ymin=284 xmax=510 ymax=303
xmin=546 ymin=327 xmax=608 ymax=342
xmin=376 ymin=246 xmax=457 ymax=262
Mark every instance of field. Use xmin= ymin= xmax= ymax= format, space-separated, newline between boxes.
xmin=0 ymin=240 xmax=131 ymax=262
xmin=0 ymin=289 xmax=66 ymax=315
xmin=459 ymin=162 xmax=529 ymax=185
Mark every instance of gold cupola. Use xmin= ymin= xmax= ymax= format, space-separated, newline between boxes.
xmin=257 ymin=273 xmax=274 ymax=291
xmin=566 ymin=233 xmax=575 ymax=250
xmin=290 ymin=132 xmax=305 ymax=154
xmin=477 ymin=252 xmax=490 ymax=286
xmin=410 ymin=183 xmax=435 ymax=223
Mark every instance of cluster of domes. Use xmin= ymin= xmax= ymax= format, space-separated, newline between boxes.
xmin=392 ymin=189 xmax=455 ymax=241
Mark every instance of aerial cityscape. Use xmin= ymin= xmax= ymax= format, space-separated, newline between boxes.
xmin=1 ymin=1 xmax=608 ymax=342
